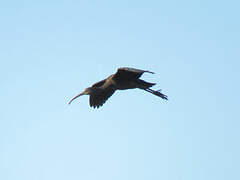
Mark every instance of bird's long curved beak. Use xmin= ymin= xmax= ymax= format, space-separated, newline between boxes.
xmin=68 ymin=92 xmax=85 ymax=105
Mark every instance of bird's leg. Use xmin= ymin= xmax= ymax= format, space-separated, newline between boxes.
xmin=145 ymin=88 xmax=168 ymax=100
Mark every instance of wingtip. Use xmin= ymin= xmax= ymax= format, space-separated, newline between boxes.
xmin=146 ymin=70 xmax=155 ymax=74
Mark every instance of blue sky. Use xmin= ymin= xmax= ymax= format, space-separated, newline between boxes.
xmin=1 ymin=0 xmax=240 ymax=179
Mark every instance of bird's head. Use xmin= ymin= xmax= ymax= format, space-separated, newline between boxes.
xmin=82 ymin=87 xmax=93 ymax=95
xmin=68 ymin=87 xmax=93 ymax=105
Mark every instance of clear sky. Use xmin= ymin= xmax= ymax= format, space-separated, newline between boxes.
xmin=1 ymin=0 xmax=240 ymax=179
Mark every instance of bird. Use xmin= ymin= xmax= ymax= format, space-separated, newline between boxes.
xmin=68 ymin=67 xmax=168 ymax=108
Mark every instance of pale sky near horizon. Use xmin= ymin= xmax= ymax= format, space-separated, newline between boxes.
xmin=1 ymin=1 xmax=240 ymax=180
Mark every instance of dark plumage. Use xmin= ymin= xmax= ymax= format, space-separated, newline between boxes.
xmin=68 ymin=67 xmax=168 ymax=108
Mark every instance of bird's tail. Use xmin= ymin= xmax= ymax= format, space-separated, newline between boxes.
xmin=137 ymin=79 xmax=168 ymax=100
xmin=137 ymin=79 xmax=156 ymax=88
xmin=144 ymin=88 xmax=168 ymax=100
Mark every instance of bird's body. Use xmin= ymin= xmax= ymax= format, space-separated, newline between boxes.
xmin=69 ymin=67 xmax=168 ymax=108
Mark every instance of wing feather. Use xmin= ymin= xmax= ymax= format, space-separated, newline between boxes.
xmin=92 ymin=79 xmax=107 ymax=87
xmin=89 ymin=86 xmax=115 ymax=108
xmin=113 ymin=67 xmax=154 ymax=81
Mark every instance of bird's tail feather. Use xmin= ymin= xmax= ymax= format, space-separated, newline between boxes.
xmin=144 ymin=88 xmax=168 ymax=100
xmin=137 ymin=79 xmax=156 ymax=88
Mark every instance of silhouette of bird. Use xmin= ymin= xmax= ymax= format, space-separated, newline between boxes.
xmin=68 ymin=67 xmax=168 ymax=108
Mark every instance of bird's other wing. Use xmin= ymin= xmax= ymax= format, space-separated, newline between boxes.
xmin=89 ymin=86 xmax=115 ymax=108
xmin=113 ymin=67 xmax=154 ymax=80
xmin=91 ymin=79 xmax=107 ymax=87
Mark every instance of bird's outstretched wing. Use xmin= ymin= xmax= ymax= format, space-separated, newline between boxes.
xmin=89 ymin=86 xmax=115 ymax=108
xmin=113 ymin=67 xmax=154 ymax=81
xmin=92 ymin=79 xmax=107 ymax=87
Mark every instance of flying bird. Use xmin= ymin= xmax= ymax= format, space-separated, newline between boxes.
xmin=68 ymin=67 xmax=168 ymax=108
